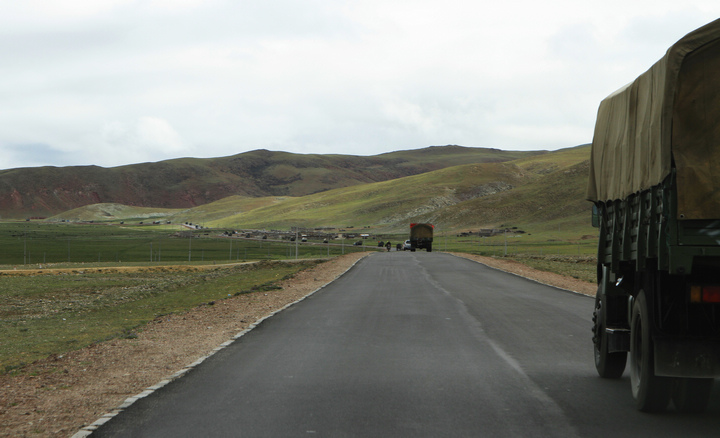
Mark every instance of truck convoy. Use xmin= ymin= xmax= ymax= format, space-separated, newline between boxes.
xmin=587 ymin=18 xmax=720 ymax=412
xmin=409 ymin=223 xmax=433 ymax=252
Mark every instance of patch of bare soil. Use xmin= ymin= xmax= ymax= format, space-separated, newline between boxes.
xmin=0 ymin=252 xmax=594 ymax=437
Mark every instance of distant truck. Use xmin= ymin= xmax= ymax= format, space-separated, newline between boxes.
xmin=409 ymin=223 xmax=433 ymax=252
xmin=587 ymin=19 xmax=720 ymax=413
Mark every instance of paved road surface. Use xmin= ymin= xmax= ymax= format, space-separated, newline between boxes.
xmin=95 ymin=252 xmax=720 ymax=437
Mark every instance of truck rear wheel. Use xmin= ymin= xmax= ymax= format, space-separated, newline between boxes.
xmin=630 ymin=289 xmax=674 ymax=412
xmin=672 ymin=378 xmax=714 ymax=413
xmin=593 ymin=286 xmax=626 ymax=378
xmin=427 ymin=243 xmax=432 ymax=252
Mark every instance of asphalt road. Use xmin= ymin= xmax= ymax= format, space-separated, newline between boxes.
xmin=94 ymin=252 xmax=720 ymax=437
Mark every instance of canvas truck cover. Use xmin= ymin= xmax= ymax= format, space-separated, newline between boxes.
xmin=410 ymin=223 xmax=433 ymax=238
xmin=587 ymin=18 xmax=720 ymax=219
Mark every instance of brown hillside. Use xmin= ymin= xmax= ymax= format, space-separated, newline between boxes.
xmin=0 ymin=146 xmax=544 ymax=218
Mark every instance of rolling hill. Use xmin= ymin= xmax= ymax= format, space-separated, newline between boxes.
xmin=195 ymin=145 xmax=593 ymax=233
xmin=50 ymin=145 xmax=593 ymax=235
xmin=0 ymin=146 xmax=544 ymax=218
xmin=434 ymin=145 xmax=592 ymax=233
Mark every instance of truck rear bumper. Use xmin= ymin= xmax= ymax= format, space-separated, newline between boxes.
xmin=654 ymin=337 xmax=720 ymax=378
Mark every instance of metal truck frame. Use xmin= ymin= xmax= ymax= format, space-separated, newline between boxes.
xmin=588 ymin=19 xmax=720 ymax=412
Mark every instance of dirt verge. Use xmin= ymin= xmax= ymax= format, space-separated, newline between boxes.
xmin=450 ymin=252 xmax=596 ymax=297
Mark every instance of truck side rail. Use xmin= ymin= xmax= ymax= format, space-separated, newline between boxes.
xmin=597 ymin=175 xmax=669 ymax=274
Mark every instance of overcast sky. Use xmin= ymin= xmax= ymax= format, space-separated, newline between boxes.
xmin=1 ymin=1 xmax=719 ymax=170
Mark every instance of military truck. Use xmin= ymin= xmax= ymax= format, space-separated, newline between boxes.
xmin=409 ymin=223 xmax=433 ymax=252
xmin=587 ymin=19 xmax=720 ymax=412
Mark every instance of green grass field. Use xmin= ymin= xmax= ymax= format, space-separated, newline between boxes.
xmin=0 ymin=221 xmax=371 ymax=268
xmin=0 ymin=259 xmax=320 ymax=374
xmin=0 ymin=220 xmax=599 ymax=375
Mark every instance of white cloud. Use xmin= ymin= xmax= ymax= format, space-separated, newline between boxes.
xmin=96 ymin=117 xmax=188 ymax=165
xmin=1 ymin=1 xmax=720 ymax=169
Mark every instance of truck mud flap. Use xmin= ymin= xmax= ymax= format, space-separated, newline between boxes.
xmin=654 ymin=337 xmax=720 ymax=378
xmin=606 ymin=327 xmax=630 ymax=353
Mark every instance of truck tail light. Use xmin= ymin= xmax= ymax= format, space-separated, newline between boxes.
xmin=690 ymin=285 xmax=720 ymax=303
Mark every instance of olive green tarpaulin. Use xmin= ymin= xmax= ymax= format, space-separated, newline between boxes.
xmin=587 ymin=18 xmax=720 ymax=220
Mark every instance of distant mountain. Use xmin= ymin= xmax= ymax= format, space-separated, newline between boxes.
xmin=188 ymin=145 xmax=592 ymax=233
xmin=53 ymin=145 xmax=592 ymax=234
xmin=0 ymin=146 xmax=545 ymax=218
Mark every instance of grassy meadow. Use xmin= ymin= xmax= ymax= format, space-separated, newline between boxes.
xmin=0 ymin=221 xmax=377 ymax=374
xmin=0 ymin=221 xmax=370 ymax=268
xmin=0 ymin=258 xmax=320 ymax=373
xmin=0 ymin=220 xmax=598 ymax=374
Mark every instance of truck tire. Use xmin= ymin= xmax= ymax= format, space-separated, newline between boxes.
xmin=672 ymin=378 xmax=714 ymax=413
xmin=592 ymin=286 xmax=626 ymax=378
xmin=630 ymin=289 xmax=673 ymax=412
xmin=427 ymin=243 xmax=432 ymax=252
